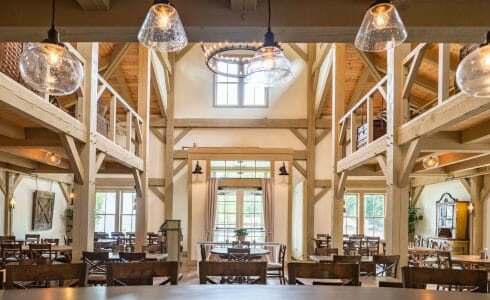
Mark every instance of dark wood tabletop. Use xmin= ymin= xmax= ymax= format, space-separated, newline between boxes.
xmin=1 ymin=285 xmax=488 ymax=300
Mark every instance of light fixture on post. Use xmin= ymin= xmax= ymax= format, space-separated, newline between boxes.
xmin=19 ymin=0 xmax=83 ymax=96
xmin=9 ymin=197 xmax=15 ymax=210
xmin=355 ymin=0 xmax=407 ymax=52
xmin=70 ymin=190 xmax=75 ymax=205
xmin=456 ymin=32 xmax=490 ymax=97
xmin=192 ymin=161 xmax=203 ymax=175
xmin=468 ymin=202 xmax=474 ymax=214
xmin=278 ymin=162 xmax=289 ymax=176
xmin=45 ymin=151 xmax=61 ymax=166
xmin=245 ymin=0 xmax=293 ymax=87
xmin=422 ymin=155 xmax=440 ymax=169
xmin=138 ymin=0 xmax=188 ymax=52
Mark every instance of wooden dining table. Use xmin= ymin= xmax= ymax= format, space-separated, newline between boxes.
xmin=210 ymin=247 xmax=270 ymax=256
xmin=21 ymin=244 xmax=72 ymax=254
xmin=408 ymin=247 xmax=438 ymax=266
xmin=451 ymin=255 xmax=490 ymax=269
xmin=309 ymin=255 xmax=376 ymax=274
xmin=1 ymin=285 xmax=488 ymax=300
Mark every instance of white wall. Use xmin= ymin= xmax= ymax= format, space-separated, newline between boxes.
xmin=482 ymin=175 xmax=490 ymax=249
xmin=11 ymin=176 xmax=68 ymax=241
xmin=292 ymin=181 xmax=304 ymax=259
xmin=415 ymin=180 xmax=471 ymax=238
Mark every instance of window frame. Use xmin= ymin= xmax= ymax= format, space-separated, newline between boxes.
xmin=343 ymin=193 xmax=359 ymax=236
xmin=95 ymin=189 xmax=137 ymax=234
xmin=363 ymin=193 xmax=386 ymax=239
xmin=213 ymin=57 xmax=269 ymax=108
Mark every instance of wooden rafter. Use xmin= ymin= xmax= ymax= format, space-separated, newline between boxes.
xmin=0 ymin=119 xmax=25 ymax=140
xmin=175 ymin=128 xmax=191 ymax=145
xmin=132 ymin=168 xmax=143 ymax=197
xmin=59 ymin=134 xmax=85 ymax=185
xmin=151 ymin=118 xmax=331 ymax=129
xmin=101 ymin=43 xmax=131 ymax=79
xmin=462 ymin=121 xmax=490 ymax=144
xmin=290 ymin=129 xmax=307 ymax=146
xmin=149 ymin=186 xmax=165 ymax=202
xmin=292 ymin=161 xmax=306 ymax=178
xmin=402 ymin=44 xmax=428 ymax=100
xmin=315 ymin=129 xmax=329 ymax=145
xmin=420 ymin=132 xmax=490 ymax=153
xmin=173 ymin=160 xmax=188 ymax=176
xmin=113 ymin=67 xmax=136 ymax=110
xmin=76 ymin=0 xmax=110 ymax=10
xmin=376 ymin=155 xmax=387 ymax=177
xmin=399 ymin=138 xmax=421 ymax=185
xmin=150 ymin=128 xmax=165 ymax=144
xmin=347 ymin=67 xmax=370 ymax=110
xmin=314 ymin=187 xmax=329 ymax=204
xmin=413 ymin=153 xmax=484 ymax=173
xmin=445 ymin=154 xmax=490 ymax=173
xmin=95 ymin=152 xmax=106 ymax=173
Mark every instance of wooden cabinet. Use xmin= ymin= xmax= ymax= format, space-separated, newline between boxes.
xmin=428 ymin=237 xmax=470 ymax=255
xmin=356 ymin=120 xmax=386 ymax=150
xmin=435 ymin=193 xmax=469 ymax=240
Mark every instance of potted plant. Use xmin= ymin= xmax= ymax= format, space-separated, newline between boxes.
xmin=408 ymin=205 xmax=423 ymax=242
xmin=64 ymin=208 xmax=73 ymax=239
xmin=234 ymin=228 xmax=248 ymax=243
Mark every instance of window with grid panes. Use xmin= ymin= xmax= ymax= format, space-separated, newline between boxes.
xmin=210 ymin=160 xmax=271 ymax=179
xmin=364 ymin=194 xmax=385 ymax=238
xmin=120 ymin=192 xmax=136 ymax=232
xmin=95 ymin=192 xmax=116 ymax=233
xmin=343 ymin=194 xmax=358 ymax=235
xmin=215 ymin=60 xmax=268 ymax=107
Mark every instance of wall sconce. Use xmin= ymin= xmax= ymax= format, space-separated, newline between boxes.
xmin=192 ymin=161 xmax=203 ymax=174
xmin=45 ymin=151 xmax=61 ymax=166
xmin=70 ymin=191 xmax=75 ymax=205
xmin=468 ymin=202 xmax=474 ymax=214
xmin=278 ymin=162 xmax=289 ymax=176
xmin=422 ymin=155 xmax=439 ymax=169
xmin=9 ymin=198 xmax=15 ymax=210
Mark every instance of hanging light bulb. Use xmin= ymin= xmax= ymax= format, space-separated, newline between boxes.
xmin=355 ymin=0 xmax=407 ymax=52
xmin=45 ymin=151 xmax=62 ymax=166
xmin=19 ymin=0 xmax=83 ymax=96
xmin=138 ymin=0 xmax=188 ymax=52
xmin=422 ymin=155 xmax=440 ymax=169
xmin=245 ymin=0 xmax=292 ymax=87
xmin=456 ymin=32 xmax=490 ymax=98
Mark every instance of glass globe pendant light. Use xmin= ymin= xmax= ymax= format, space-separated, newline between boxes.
xmin=138 ymin=0 xmax=188 ymax=52
xmin=422 ymin=155 xmax=440 ymax=169
xmin=245 ymin=0 xmax=292 ymax=87
xmin=355 ymin=0 xmax=407 ymax=52
xmin=456 ymin=32 xmax=490 ymax=98
xmin=19 ymin=0 xmax=83 ymax=96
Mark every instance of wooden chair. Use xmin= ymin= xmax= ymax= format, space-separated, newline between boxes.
xmin=200 ymin=244 xmax=207 ymax=261
xmin=82 ymin=251 xmax=109 ymax=286
xmin=287 ymin=262 xmax=360 ymax=286
xmin=364 ymin=237 xmax=380 ymax=255
xmin=18 ymin=258 xmax=52 ymax=265
xmin=41 ymin=238 xmax=59 ymax=245
xmin=333 ymin=255 xmax=361 ymax=264
xmin=373 ymin=255 xmax=399 ymax=278
xmin=436 ymin=250 xmax=453 ymax=269
xmin=316 ymin=247 xmax=339 ymax=256
xmin=0 ymin=236 xmax=16 ymax=244
xmin=106 ymin=261 xmax=179 ymax=286
xmin=1 ymin=243 xmax=22 ymax=267
xmin=227 ymin=247 xmax=251 ymax=261
xmin=147 ymin=232 xmax=158 ymax=245
xmin=63 ymin=236 xmax=72 ymax=245
xmin=24 ymin=234 xmax=40 ymax=245
xmin=5 ymin=263 xmax=87 ymax=289
xmin=199 ymin=261 xmax=267 ymax=284
xmin=267 ymin=244 xmax=286 ymax=284
xmin=142 ymin=244 xmax=163 ymax=253
xmin=28 ymin=244 xmax=52 ymax=259
xmin=119 ymin=252 xmax=146 ymax=262
xmin=402 ymin=266 xmax=488 ymax=293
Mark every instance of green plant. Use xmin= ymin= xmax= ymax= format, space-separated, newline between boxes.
xmin=234 ymin=228 xmax=249 ymax=237
xmin=64 ymin=208 xmax=73 ymax=231
xmin=408 ymin=205 xmax=423 ymax=235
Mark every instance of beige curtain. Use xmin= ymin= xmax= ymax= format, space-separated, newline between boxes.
xmin=205 ymin=178 xmax=219 ymax=242
xmin=262 ymin=178 xmax=274 ymax=242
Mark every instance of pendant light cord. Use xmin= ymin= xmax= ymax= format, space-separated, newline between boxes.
xmin=51 ymin=0 xmax=56 ymax=29
xmin=267 ymin=0 xmax=271 ymax=32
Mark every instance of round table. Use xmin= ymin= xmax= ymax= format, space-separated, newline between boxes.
xmin=210 ymin=247 xmax=270 ymax=256
xmin=451 ymin=255 xmax=490 ymax=268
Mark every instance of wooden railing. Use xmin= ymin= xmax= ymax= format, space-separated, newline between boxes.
xmin=338 ymin=76 xmax=388 ymax=159
xmin=97 ymin=75 xmax=143 ymax=157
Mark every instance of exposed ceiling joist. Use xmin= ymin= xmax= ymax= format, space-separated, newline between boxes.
xmin=76 ymin=0 xmax=110 ymax=11
xmin=461 ymin=121 xmax=490 ymax=144
xmin=2 ymin=1 xmax=490 ymax=42
xmin=101 ymin=43 xmax=131 ymax=79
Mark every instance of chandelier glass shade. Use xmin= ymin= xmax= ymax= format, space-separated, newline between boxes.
xmin=355 ymin=1 xmax=407 ymax=52
xmin=45 ymin=151 xmax=62 ymax=166
xmin=201 ymin=42 xmax=260 ymax=78
xmin=456 ymin=33 xmax=490 ymax=98
xmin=422 ymin=155 xmax=440 ymax=169
xmin=246 ymin=45 xmax=293 ymax=87
xmin=138 ymin=1 xmax=188 ymax=52
xmin=19 ymin=0 xmax=83 ymax=96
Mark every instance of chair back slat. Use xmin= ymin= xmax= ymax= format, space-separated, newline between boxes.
xmin=5 ymin=263 xmax=87 ymax=289
xmin=28 ymin=243 xmax=52 ymax=259
xmin=199 ymin=261 xmax=267 ymax=284
xmin=106 ymin=261 xmax=178 ymax=286
xmin=119 ymin=252 xmax=146 ymax=262
xmin=227 ymin=247 xmax=251 ymax=261
xmin=287 ymin=262 xmax=360 ymax=286
xmin=333 ymin=255 xmax=361 ymax=264
xmin=402 ymin=267 xmax=488 ymax=293
xmin=373 ymin=255 xmax=399 ymax=278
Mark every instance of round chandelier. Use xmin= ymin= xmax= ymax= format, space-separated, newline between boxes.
xmin=201 ymin=42 xmax=260 ymax=78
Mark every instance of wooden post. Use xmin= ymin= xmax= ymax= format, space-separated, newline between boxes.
xmin=4 ymin=172 xmax=11 ymax=235
xmin=367 ymin=97 xmax=373 ymax=143
xmin=385 ymin=44 xmax=411 ymax=270
xmin=126 ymin=112 xmax=132 ymax=151
xmin=109 ymin=96 xmax=117 ymax=142
xmin=350 ymin=112 xmax=357 ymax=154
xmin=164 ymin=55 xmax=175 ymax=220
xmin=135 ymin=45 xmax=150 ymax=251
xmin=330 ymin=44 xmax=346 ymax=251
xmin=470 ymin=176 xmax=483 ymax=255
xmin=72 ymin=43 xmax=99 ymax=262
xmin=305 ymin=43 xmax=316 ymax=257
xmin=438 ymin=43 xmax=450 ymax=104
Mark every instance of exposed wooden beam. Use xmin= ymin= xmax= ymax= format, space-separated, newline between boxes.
xmin=150 ymin=118 xmax=331 ymax=129
xmin=399 ymin=138 xmax=422 ymax=185
xmin=336 ymin=171 xmax=348 ymax=199
xmin=445 ymin=154 xmax=490 ymax=173
xmin=290 ymin=129 xmax=307 ymax=146
xmin=411 ymin=186 xmax=424 ymax=206
xmin=288 ymin=44 xmax=308 ymax=62
xmin=0 ymin=151 xmax=38 ymax=169
xmin=132 ymin=169 xmax=143 ymax=197
xmin=113 ymin=67 xmax=136 ymax=110
xmin=346 ymin=67 xmax=370 ymax=110
xmin=462 ymin=121 xmax=490 ymax=144
xmin=337 ymin=136 xmax=387 ymax=173
xmin=315 ymin=129 xmax=329 ymax=145
xmin=312 ymin=43 xmax=332 ymax=74
xmin=398 ymin=94 xmax=490 ymax=145
xmin=101 ymin=43 xmax=131 ymax=79
xmin=149 ymin=186 xmax=165 ymax=202
xmin=292 ymin=161 xmax=306 ymax=178
xmin=0 ymin=119 xmax=25 ymax=140
xmin=402 ymin=45 xmax=428 ymax=100
xmin=315 ymin=51 xmax=333 ymax=119
xmin=376 ymin=155 xmax=387 ymax=177
xmin=95 ymin=152 xmax=106 ymax=173
xmin=95 ymin=133 xmax=144 ymax=171
xmin=76 ymin=0 xmax=110 ymax=10
xmin=355 ymin=49 xmax=382 ymax=81
xmin=438 ymin=43 xmax=450 ymax=104
xmin=413 ymin=153 xmax=484 ymax=173
xmin=59 ymin=134 xmax=85 ymax=185
xmin=11 ymin=174 xmax=23 ymax=192
xmin=459 ymin=178 xmax=471 ymax=194
xmin=150 ymin=128 xmax=165 ymax=144
xmin=173 ymin=160 xmax=188 ymax=176
xmin=58 ymin=182 xmax=73 ymax=204
xmin=314 ymin=187 xmax=329 ymax=204
xmin=151 ymin=51 xmax=168 ymax=117
xmin=156 ymin=52 xmax=173 ymax=75
xmin=420 ymin=132 xmax=490 ymax=153
xmin=175 ymin=128 xmax=191 ymax=145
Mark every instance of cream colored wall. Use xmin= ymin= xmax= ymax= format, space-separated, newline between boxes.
xmin=414 ymin=180 xmax=471 ymax=238
xmin=11 ymin=176 xmax=68 ymax=241
xmin=482 ymin=175 xmax=490 ymax=249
